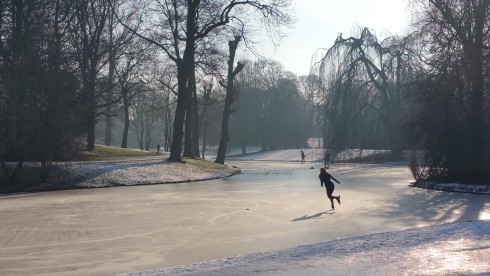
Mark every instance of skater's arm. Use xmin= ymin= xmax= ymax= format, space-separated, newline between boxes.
xmin=331 ymin=176 xmax=340 ymax=184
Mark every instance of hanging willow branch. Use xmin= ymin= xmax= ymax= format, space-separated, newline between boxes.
xmin=311 ymin=26 xmax=415 ymax=157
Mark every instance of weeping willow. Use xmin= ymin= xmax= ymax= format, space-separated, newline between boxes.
xmin=311 ymin=27 xmax=414 ymax=158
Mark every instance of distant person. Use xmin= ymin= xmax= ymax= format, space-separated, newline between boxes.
xmin=319 ymin=167 xmax=341 ymax=210
xmin=324 ymin=151 xmax=331 ymax=168
xmin=301 ymin=150 xmax=305 ymax=164
xmin=157 ymin=143 xmax=161 ymax=153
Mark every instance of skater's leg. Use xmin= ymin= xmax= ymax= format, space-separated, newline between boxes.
xmin=327 ymin=188 xmax=335 ymax=209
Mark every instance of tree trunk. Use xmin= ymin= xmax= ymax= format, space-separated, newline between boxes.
xmin=467 ymin=43 xmax=485 ymax=181
xmin=85 ymin=60 xmax=98 ymax=151
xmin=192 ymin=87 xmax=200 ymax=157
xmin=168 ymin=1 xmax=201 ymax=162
xmin=202 ymin=131 xmax=207 ymax=159
xmin=183 ymin=93 xmax=194 ymax=157
xmin=104 ymin=107 xmax=113 ymax=146
xmin=168 ymin=70 xmax=187 ymax=162
xmin=87 ymin=111 xmax=96 ymax=151
xmin=216 ymin=36 xmax=243 ymax=164
xmin=121 ymin=98 xmax=130 ymax=148
xmin=104 ymin=12 xmax=115 ymax=146
xmin=183 ymin=51 xmax=197 ymax=158
xmin=164 ymin=98 xmax=172 ymax=152
xmin=215 ymin=97 xmax=233 ymax=164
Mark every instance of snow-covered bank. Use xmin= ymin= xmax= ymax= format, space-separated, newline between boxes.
xmin=124 ymin=220 xmax=490 ymax=276
xmin=49 ymin=157 xmax=240 ymax=190
xmin=413 ymin=182 xmax=490 ymax=194
xmin=50 ymin=149 xmax=490 ymax=195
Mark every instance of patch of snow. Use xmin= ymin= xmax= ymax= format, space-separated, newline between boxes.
xmin=228 ymin=149 xmax=325 ymax=162
xmin=412 ymin=182 xmax=490 ymax=194
xmin=55 ymin=159 xmax=239 ymax=189
xmin=228 ymin=148 xmax=400 ymax=163
xmin=123 ymin=220 xmax=490 ymax=276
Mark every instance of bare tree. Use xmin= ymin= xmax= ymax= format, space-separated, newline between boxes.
xmin=154 ymin=65 xmax=178 ymax=152
xmin=72 ymin=0 xmax=111 ymax=151
xmin=408 ymin=0 xmax=490 ymax=183
xmin=313 ymin=27 xmax=414 ymax=158
xmin=131 ymin=90 xmax=158 ymax=150
xmin=199 ymin=82 xmax=216 ymax=158
xmin=1 ymin=0 xmax=83 ymax=184
xmin=114 ymin=0 xmax=293 ymax=162
xmin=115 ymin=42 xmax=154 ymax=148
xmin=215 ymin=36 xmax=245 ymax=164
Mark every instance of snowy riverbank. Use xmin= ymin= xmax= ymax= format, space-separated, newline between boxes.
xmin=124 ymin=220 xmax=490 ymax=276
xmin=42 ymin=148 xmax=490 ymax=195
xmin=55 ymin=157 xmax=240 ymax=189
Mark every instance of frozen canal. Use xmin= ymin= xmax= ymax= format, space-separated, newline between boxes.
xmin=1 ymin=161 xmax=489 ymax=276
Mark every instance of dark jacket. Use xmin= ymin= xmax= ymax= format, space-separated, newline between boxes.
xmin=319 ymin=171 xmax=339 ymax=188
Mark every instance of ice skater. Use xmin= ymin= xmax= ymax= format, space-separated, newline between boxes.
xmin=319 ymin=167 xmax=341 ymax=210
xmin=300 ymin=150 xmax=305 ymax=164
xmin=324 ymin=151 xmax=330 ymax=168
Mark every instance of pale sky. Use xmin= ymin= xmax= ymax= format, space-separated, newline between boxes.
xmin=262 ymin=0 xmax=412 ymax=76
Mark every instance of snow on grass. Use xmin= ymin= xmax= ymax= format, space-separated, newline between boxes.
xmin=228 ymin=149 xmax=325 ymax=162
xmin=412 ymin=182 xmax=490 ymax=194
xmin=123 ymin=220 xmax=490 ymax=276
xmin=56 ymin=149 xmax=490 ymax=195
xmin=59 ymin=158 xmax=239 ymax=188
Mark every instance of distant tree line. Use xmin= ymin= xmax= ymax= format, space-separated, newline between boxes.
xmin=311 ymin=0 xmax=490 ymax=184
xmin=228 ymin=60 xmax=311 ymax=153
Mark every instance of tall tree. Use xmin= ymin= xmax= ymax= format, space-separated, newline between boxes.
xmin=114 ymin=0 xmax=292 ymax=162
xmin=199 ymin=82 xmax=216 ymax=158
xmin=72 ymin=0 xmax=110 ymax=151
xmin=215 ymin=36 xmax=244 ymax=164
xmin=408 ymin=0 xmax=490 ymax=183
xmin=0 ymin=0 xmax=82 ymax=183
xmin=115 ymin=42 xmax=154 ymax=148
xmin=313 ymin=28 xmax=414 ymax=158
xmin=429 ymin=0 xmax=489 ymax=182
xmin=154 ymin=65 xmax=178 ymax=152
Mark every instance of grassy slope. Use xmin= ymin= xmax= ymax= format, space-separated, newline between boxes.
xmin=77 ymin=144 xmax=157 ymax=161
xmin=78 ymin=144 xmax=228 ymax=170
xmin=182 ymin=157 xmax=229 ymax=170
xmin=1 ymin=145 xmax=229 ymax=193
